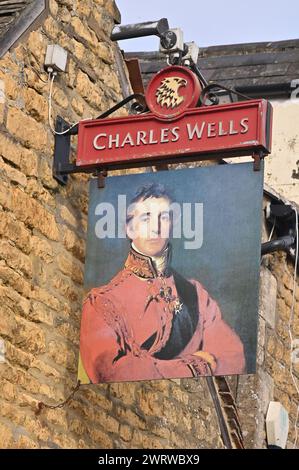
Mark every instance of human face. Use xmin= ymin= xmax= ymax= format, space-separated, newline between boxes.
xmin=126 ymin=197 xmax=172 ymax=257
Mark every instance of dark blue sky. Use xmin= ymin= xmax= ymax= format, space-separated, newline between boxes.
xmin=116 ymin=0 xmax=298 ymax=51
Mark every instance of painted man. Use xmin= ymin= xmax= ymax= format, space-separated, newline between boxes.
xmin=79 ymin=183 xmax=245 ymax=383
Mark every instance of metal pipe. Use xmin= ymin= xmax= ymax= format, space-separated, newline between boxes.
xmin=111 ymin=19 xmax=169 ymax=41
xmin=235 ymin=83 xmax=292 ymax=98
xmin=261 ymin=235 xmax=295 ymax=256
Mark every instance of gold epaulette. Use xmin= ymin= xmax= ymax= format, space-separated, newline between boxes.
xmin=83 ymin=268 xmax=132 ymax=304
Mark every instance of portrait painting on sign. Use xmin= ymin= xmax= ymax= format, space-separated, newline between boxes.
xmin=78 ymin=163 xmax=263 ymax=384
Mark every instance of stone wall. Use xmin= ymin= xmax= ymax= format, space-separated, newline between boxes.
xmin=232 ymin=204 xmax=299 ymax=448
xmin=0 ymin=0 xmax=298 ymax=449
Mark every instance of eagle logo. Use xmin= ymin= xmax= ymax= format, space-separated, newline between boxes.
xmin=156 ymin=77 xmax=187 ymax=109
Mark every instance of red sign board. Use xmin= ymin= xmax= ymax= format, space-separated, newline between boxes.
xmin=76 ymin=67 xmax=272 ymax=170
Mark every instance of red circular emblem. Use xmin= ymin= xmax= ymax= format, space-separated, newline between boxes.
xmin=146 ymin=66 xmax=201 ymax=120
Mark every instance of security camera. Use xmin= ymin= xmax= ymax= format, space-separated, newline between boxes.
xmin=182 ymin=42 xmax=200 ymax=66
xmin=159 ymin=28 xmax=184 ymax=54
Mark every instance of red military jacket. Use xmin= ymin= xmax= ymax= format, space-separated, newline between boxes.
xmin=79 ymin=248 xmax=245 ymax=383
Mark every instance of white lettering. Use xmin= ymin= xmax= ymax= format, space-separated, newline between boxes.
xmin=108 ymin=134 xmax=120 ymax=149
xmin=136 ymin=131 xmax=147 ymax=146
xmin=171 ymin=126 xmax=180 ymax=142
xmin=149 ymin=129 xmax=158 ymax=144
xmin=95 ymin=203 xmax=115 ymax=238
xmin=93 ymin=133 xmax=106 ymax=150
xmin=121 ymin=132 xmax=134 ymax=148
xmin=240 ymin=117 xmax=249 ymax=134
xmin=160 ymin=128 xmax=170 ymax=143
xmin=229 ymin=120 xmax=238 ymax=135
xmin=183 ymin=203 xmax=203 ymax=250
xmin=186 ymin=122 xmax=206 ymax=140
xmin=117 ymin=195 xmax=127 ymax=238
xmin=218 ymin=121 xmax=228 ymax=136
xmin=207 ymin=122 xmax=216 ymax=138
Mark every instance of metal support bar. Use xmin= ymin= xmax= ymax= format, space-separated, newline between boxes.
xmin=190 ymin=62 xmax=209 ymax=88
xmin=111 ymin=18 xmax=169 ymax=41
xmin=52 ymin=94 xmax=148 ymax=185
xmin=199 ymin=83 xmax=251 ymax=106
xmin=53 ymin=116 xmax=75 ymax=185
xmin=253 ymin=150 xmax=264 ymax=171
xmin=97 ymin=170 xmax=108 ymax=189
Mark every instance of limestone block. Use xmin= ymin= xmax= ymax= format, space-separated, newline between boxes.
xmin=4 ymin=342 xmax=33 ymax=369
xmin=26 ymin=31 xmax=47 ymax=64
xmin=15 ymin=435 xmax=39 ymax=449
xmin=0 ymin=73 xmax=20 ymax=101
xmin=30 ymin=286 xmax=61 ymax=311
xmin=25 ymin=180 xmax=56 ymax=210
xmin=60 ymin=205 xmax=77 ymax=227
xmin=66 ymin=58 xmax=77 ymax=89
xmin=105 ymin=0 xmax=121 ymax=23
xmin=71 ymin=96 xmax=84 ymax=116
xmin=0 ymin=264 xmax=31 ymax=297
xmin=0 ymin=240 xmax=32 ymax=278
xmin=48 ymin=339 xmax=76 ymax=370
xmin=0 ymin=304 xmax=16 ymax=339
xmin=71 ymin=40 xmax=85 ymax=61
xmin=58 ymin=6 xmax=71 ymax=23
xmin=77 ymin=0 xmax=92 ymax=18
xmin=76 ymin=69 xmax=104 ymax=109
xmin=14 ymin=316 xmax=46 ymax=354
xmin=71 ymin=17 xmax=97 ymax=47
xmin=0 ymin=423 xmax=13 ymax=448
xmin=30 ymin=301 xmax=54 ymax=326
xmin=51 ymin=273 xmax=80 ymax=302
xmin=6 ymin=108 xmax=49 ymax=151
xmin=25 ymin=68 xmax=48 ymax=94
xmin=23 ymin=88 xmax=48 ymax=122
xmin=43 ymin=16 xmax=60 ymax=39
xmin=30 ymin=358 xmax=61 ymax=380
xmin=30 ymin=235 xmax=54 ymax=263
xmin=0 ymin=212 xmax=31 ymax=254
xmin=52 ymin=86 xmax=69 ymax=109
xmin=0 ymin=103 xmax=4 ymax=124
xmin=57 ymin=253 xmax=84 ymax=285
xmin=7 ymin=187 xmax=60 ymax=241
xmin=259 ymin=266 xmax=277 ymax=328
xmin=63 ymin=227 xmax=85 ymax=262
xmin=0 ymin=134 xmax=38 ymax=176
xmin=49 ymin=0 xmax=58 ymax=16
xmin=94 ymin=42 xmax=113 ymax=64
xmin=88 ymin=428 xmax=113 ymax=449
xmin=0 ymin=157 xmax=27 ymax=186
xmin=39 ymin=157 xmax=58 ymax=190
xmin=82 ymin=388 xmax=113 ymax=411
xmin=119 ymin=424 xmax=133 ymax=442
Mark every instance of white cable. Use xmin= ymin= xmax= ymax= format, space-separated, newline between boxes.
xmin=288 ymin=206 xmax=299 ymax=448
xmin=268 ymin=218 xmax=276 ymax=242
xmin=47 ymin=72 xmax=90 ymax=135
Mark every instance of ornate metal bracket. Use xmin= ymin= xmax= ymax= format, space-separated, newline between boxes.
xmin=52 ymin=94 xmax=147 ymax=185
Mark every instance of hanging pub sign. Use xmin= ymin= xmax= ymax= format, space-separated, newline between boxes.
xmin=76 ymin=66 xmax=272 ymax=170
xmin=77 ymin=163 xmax=264 ymax=384
xmin=71 ymin=64 xmax=273 ymax=384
